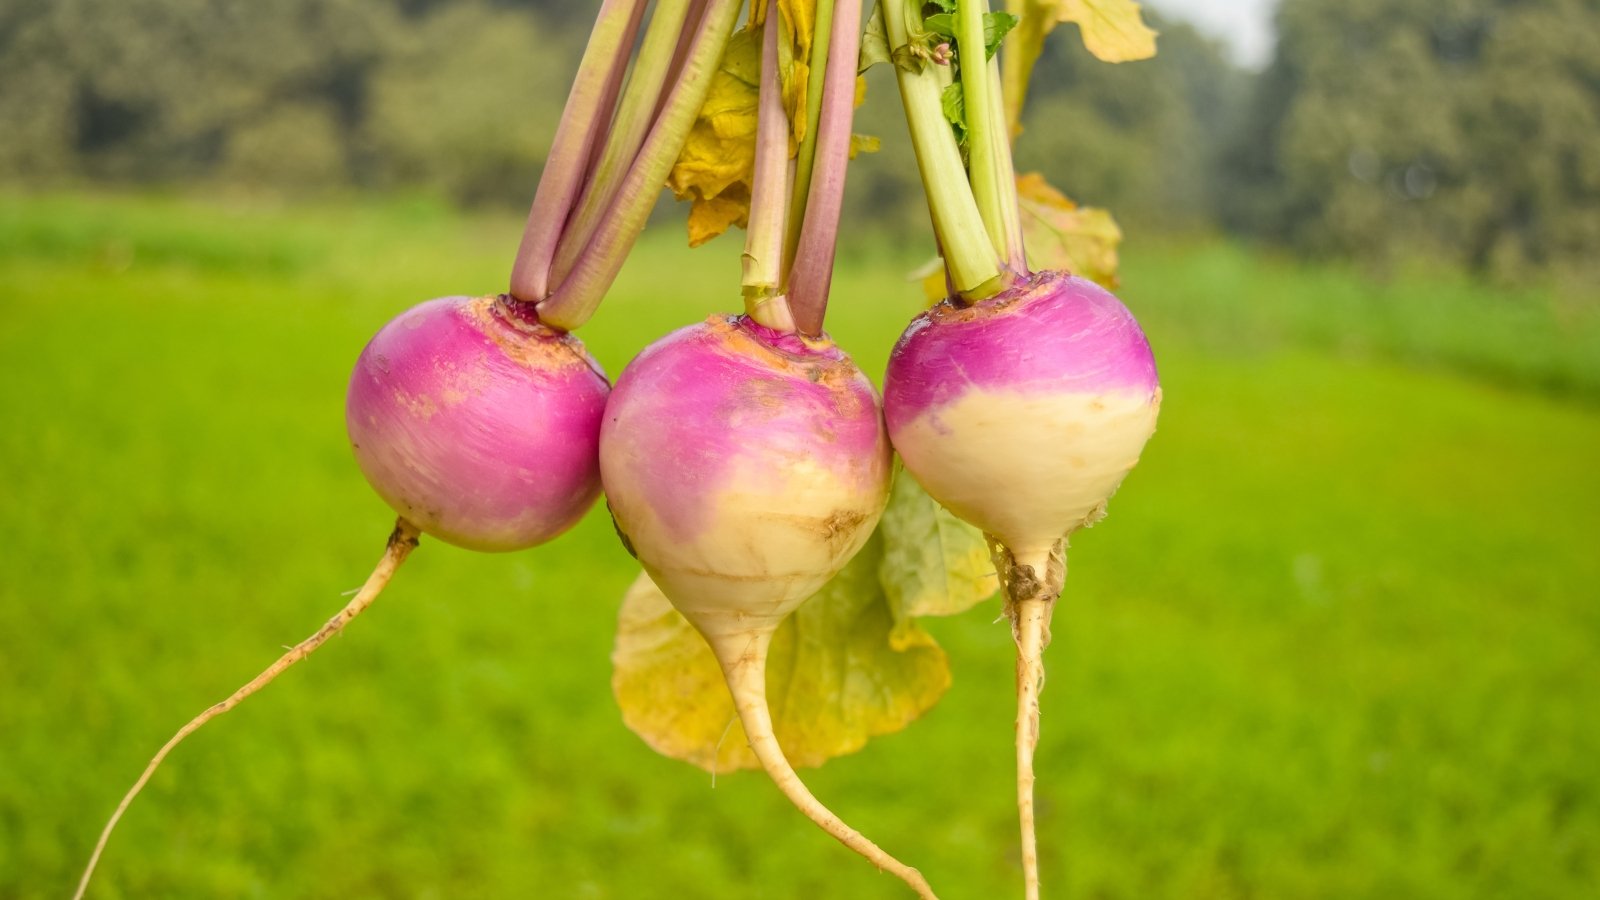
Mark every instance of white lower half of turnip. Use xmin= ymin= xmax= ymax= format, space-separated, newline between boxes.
xmin=601 ymin=315 xmax=936 ymax=897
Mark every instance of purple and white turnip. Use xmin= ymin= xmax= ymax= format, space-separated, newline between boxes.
xmin=880 ymin=2 xmax=1162 ymax=896
xmin=599 ymin=2 xmax=937 ymax=895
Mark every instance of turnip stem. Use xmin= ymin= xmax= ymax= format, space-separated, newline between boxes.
xmin=984 ymin=50 xmax=1028 ymax=273
xmin=787 ymin=0 xmax=863 ymax=335
xmin=550 ymin=0 xmax=696 ymax=290
xmin=742 ymin=0 xmax=793 ymax=326
xmin=782 ymin=0 xmax=836 ymax=277
xmin=74 ymin=519 xmax=423 ymax=900
xmin=713 ymin=632 xmax=940 ymax=900
xmin=883 ymin=0 xmax=1003 ymax=298
xmin=656 ymin=0 xmax=711 ymax=120
xmin=956 ymin=0 xmax=1009 ymax=266
xmin=538 ymin=0 xmax=743 ymax=332
xmin=509 ymin=0 xmax=646 ymax=304
xmin=993 ymin=539 xmax=1066 ymax=900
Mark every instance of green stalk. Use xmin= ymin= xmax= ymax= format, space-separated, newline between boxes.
xmin=781 ymin=0 xmax=836 ymax=279
xmin=985 ymin=48 xmax=1027 ymax=272
xmin=957 ymin=0 xmax=1008 ymax=263
xmin=536 ymin=0 xmax=744 ymax=331
xmin=549 ymin=0 xmax=695 ymax=290
xmin=508 ymin=0 xmax=646 ymax=303
xmin=743 ymin=0 xmax=796 ymax=330
xmin=885 ymin=0 xmax=1002 ymax=297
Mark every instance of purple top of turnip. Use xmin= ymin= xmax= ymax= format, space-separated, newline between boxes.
xmin=885 ymin=272 xmax=1159 ymax=429
xmin=347 ymin=295 xmax=609 ymax=552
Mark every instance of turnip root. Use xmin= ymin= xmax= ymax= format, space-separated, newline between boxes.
xmin=601 ymin=315 xmax=935 ymax=898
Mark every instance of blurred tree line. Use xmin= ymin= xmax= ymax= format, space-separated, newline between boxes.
xmin=1 ymin=0 xmax=1595 ymax=282
xmin=1227 ymin=0 xmax=1600 ymax=283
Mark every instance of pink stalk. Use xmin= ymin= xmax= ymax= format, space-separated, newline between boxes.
xmin=785 ymin=0 xmax=862 ymax=336
xmin=741 ymin=0 xmax=794 ymax=330
xmin=552 ymin=0 xmax=697 ymax=290
xmin=537 ymin=0 xmax=744 ymax=332
xmin=508 ymin=0 xmax=646 ymax=304
xmin=655 ymin=0 xmax=711 ymax=121
xmin=583 ymin=0 xmax=650 ymax=179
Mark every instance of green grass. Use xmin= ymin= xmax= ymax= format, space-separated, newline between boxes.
xmin=2 ymin=191 xmax=1596 ymax=899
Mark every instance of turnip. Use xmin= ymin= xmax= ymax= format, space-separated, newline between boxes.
xmin=74 ymin=1 xmax=743 ymax=895
xmin=878 ymin=2 xmax=1161 ymax=896
xmin=600 ymin=2 xmax=937 ymax=896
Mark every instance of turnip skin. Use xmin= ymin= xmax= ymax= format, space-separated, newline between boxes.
xmin=884 ymin=271 xmax=1160 ymax=562
xmin=347 ymin=295 xmax=610 ymax=552
xmin=601 ymin=314 xmax=890 ymax=641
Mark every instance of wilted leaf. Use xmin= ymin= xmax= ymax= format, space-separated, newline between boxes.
xmin=913 ymin=255 xmax=950 ymax=304
xmin=1007 ymin=0 xmax=1157 ymax=133
xmin=850 ymin=133 xmax=882 ymax=157
xmin=1016 ymin=171 xmax=1123 ymax=289
xmin=669 ymin=2 xmax=876 ymax=247
xmin=879 ymin=471 xmax=998 ymax=650
xmin=687 ymin=183 xmax=751 ymax=247
xmin=667 ymin=27 xmax=760 ymax=245
xmin=1048 ymin=0 xmax=1157 ymax=62
xmin=612 ymin=533 xmax=951 ymax=773
xmin=777 ymin=0 xmax=813 ymax=146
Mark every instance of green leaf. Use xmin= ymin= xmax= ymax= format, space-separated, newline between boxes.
xmin=612 ymin=532 xmax=952 ymax=773
xmin=859 ymin=2 xmax=892 ymax=73
xmin=941 ymin=80 xmax=967 ymax=145
xmin=879 ymin=470 xmax=998 ymax=650
xmin=923 ymin=10 xmax=1017 ymax=56
xmin=983 ymin=11 xmax=1020 ymax=60
xmin=923 ymin=13 xmax=957 ymax=39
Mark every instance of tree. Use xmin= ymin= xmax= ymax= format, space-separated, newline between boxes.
xmin=1225 ymin=0 xmax=1600 ymax=281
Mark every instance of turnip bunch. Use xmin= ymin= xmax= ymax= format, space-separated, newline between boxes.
xmin=74 ymin=1 xmax=745 ymax=895
xmin=873 ymin=0 xmax=1162 ymax=896
xmin=599 ymin=2 xmax=935 ymax=896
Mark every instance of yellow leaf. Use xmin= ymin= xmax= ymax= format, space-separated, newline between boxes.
xmin=1048 ymin=0 xmax=1158 ymax=63
xmin=612 ymin=532 xmax=951 ymax=773
xmin=687 ymin=184 xmax=751 ymax=247
xmin=777 ymin=1 xmax=814 ymax=145
xmin=667 ymin=29 xmax=761 ymax=243
xmin=1015 ymin=171 xmax=1124 ymax=289
xmin=848 ymin=133 xmax=881 ymax=158
xmin=1006 ymin=0 xmax=1157 ymax=133
xmin=913 ymin=256 xmax=949 ymax=305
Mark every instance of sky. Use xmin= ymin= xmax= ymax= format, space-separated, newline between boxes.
xmin=1144 ymin=0 xmax=1281 ymax=68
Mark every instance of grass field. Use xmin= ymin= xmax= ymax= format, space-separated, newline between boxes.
xmin=2 ymin=192 xmax=1597 ymax=899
